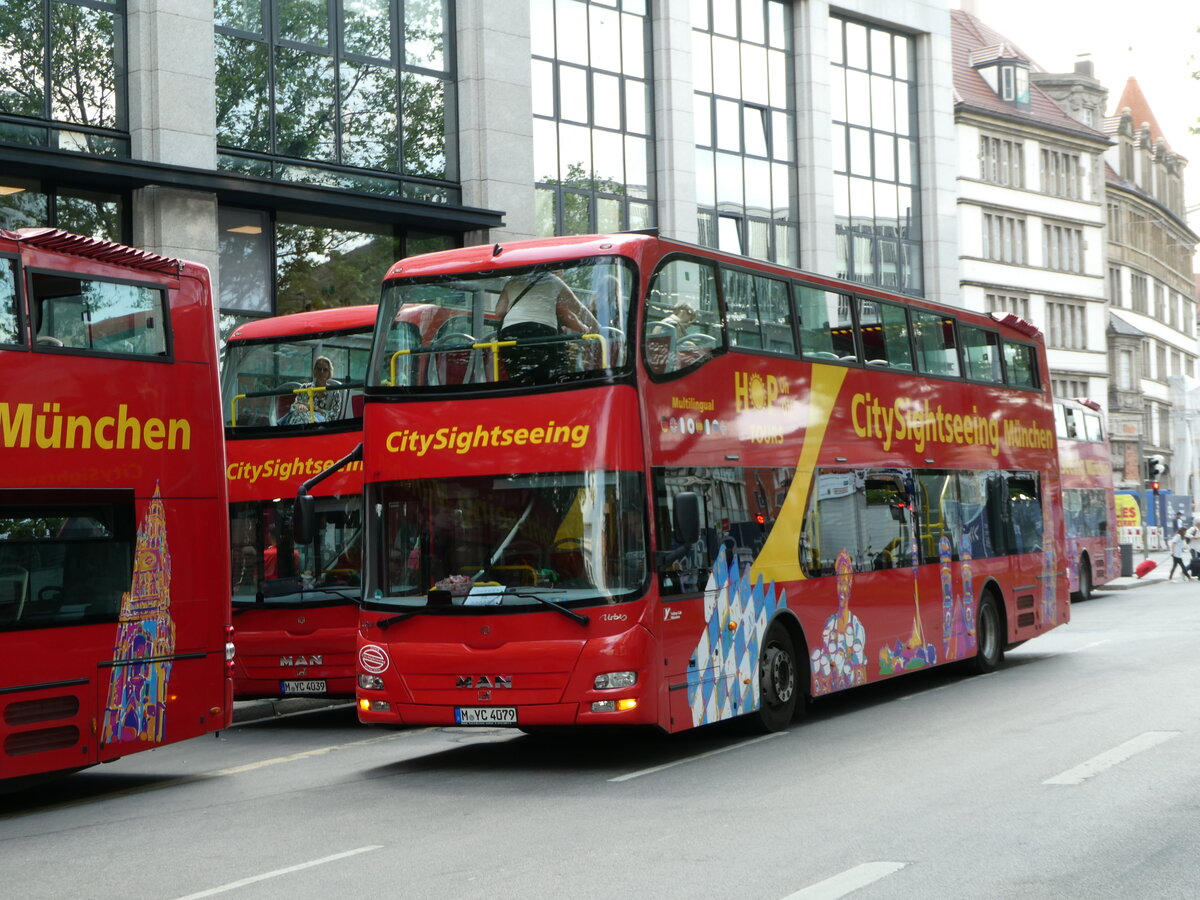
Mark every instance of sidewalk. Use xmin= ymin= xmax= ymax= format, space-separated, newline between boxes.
xmin=1101 ymin=548 xmax=1172 ymax=591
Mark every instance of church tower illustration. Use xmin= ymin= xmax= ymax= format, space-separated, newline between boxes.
xmin=102 ymin=485 xmax=176 ymax=745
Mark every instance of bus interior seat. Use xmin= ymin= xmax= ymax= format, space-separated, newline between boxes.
xmin=274 ymin=382 xmax=303 ymax=422
xmin=645 ymin=323 xmax=677 ymax=373
xmin=351 ymin=394 xmax=365 ymax=416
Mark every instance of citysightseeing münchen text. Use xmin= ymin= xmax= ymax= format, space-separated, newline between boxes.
xmin=386 ymin=421 xmax=590 ymax=456
xmin=1 ymin=402 xmax=191 ymax=451
xmin=851 ymin=392 xmax=1053 ymax=456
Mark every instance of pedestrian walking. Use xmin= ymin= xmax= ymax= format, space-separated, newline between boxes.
xmin=1168 ymin=527 xmax=1191 ymax=581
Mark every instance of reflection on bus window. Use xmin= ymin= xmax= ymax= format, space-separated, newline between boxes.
xmin=960 ymin=325 xmax=1000 ymax=382
xmin=230 ymin=497 xmax=362 ymax=604
xmin=0 ymin=491 xmax=134 ymax=630
xmin=653 ymin=466 xmax=791 ymax=595
xmin=799 ymin=469 xmax=912 ymax=576
xmin=1003 ymin=340 xmax=1037 ymax=388
xmin=722 ymin=268 xmax=794 ymax=354
xmin=1 ymin=257 xmax=17 ymax=345
xmin=377 ymin=471 xmax=646 ymax=607
xmin=912 ymin=310 xmax=960 ymax=378
xmin=30 ymin=273 xmax=168 ymax=356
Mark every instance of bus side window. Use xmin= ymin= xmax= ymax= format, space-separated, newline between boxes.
xmin=912 ymin=310 xmax=960 ymax=378
xmin=959 ymin=325 xmax=1000 ymax=382
xmin=644 ymin=258 xmax=721 ymax=375
xmin=1002 ymin=340 xmax=1038 ymax=388
xmin=1 ymin=257 xmax=18 ymax=346
xmin=796 ymin=285 xmax=855 ymax=361
xmin=721 ymin=268 xmax=795 ymax=354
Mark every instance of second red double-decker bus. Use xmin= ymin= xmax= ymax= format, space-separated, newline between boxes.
xmin=222 ymin=306 xmax=375 ymax=699
xmin=2 ymin=229 xmax=232 ymax=781
xmin=314 ymin=232 xmax=1068 ymax=734
xmin=1054 ymin=397 xmax=1119 ymax=599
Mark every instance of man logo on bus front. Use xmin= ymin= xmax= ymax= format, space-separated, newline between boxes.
xmin=456 ymin=675 xmax=512 ymax=689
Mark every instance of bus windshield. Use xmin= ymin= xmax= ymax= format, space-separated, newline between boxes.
xmin=231 ymin=496 xmax=362 ymax=607
xmin=222 ymin=329 xmax=372 ymax=429
xmin=372 ymin=256 xmax=634 ymax=389
xmin=375 ymin=471 xmax=646 ymax=610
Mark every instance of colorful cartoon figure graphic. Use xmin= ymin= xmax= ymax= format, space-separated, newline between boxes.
xmin=879 ymin=533 xmax=937 ymax=675
xmin=102 ymin=486 xmax=176 ymax=745
xmin=1041 ymin=546 xmax=1059 ymax=624
xmin=941 ymin=533 xmax=976 ymax=661
xmin=686 ymin=541 xmax=788 ymax=727
xmin=810 ymin=549 xmax=867 ymax=696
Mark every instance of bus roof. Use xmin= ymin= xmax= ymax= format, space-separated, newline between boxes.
xmin=382 ymin=231 xmax=1043 ymax=341
xmin=227 ymin=304 xmax=379 ymax=343
xmin=384 ymin=232 xmax=656 ymax=280
xmin=4 ymin=227 xmax=187 ymax=276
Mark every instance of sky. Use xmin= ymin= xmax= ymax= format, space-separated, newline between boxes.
xmin=958 ymin=0 xmax=1200 ymax=228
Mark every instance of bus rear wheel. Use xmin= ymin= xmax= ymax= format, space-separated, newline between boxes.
xmin=1073 ymin=556 xmax=1092 ymax=602
xmin=753 ymin=623 xmax=798 ymax=732
xmin=970 ymin=591 xmax=1003 ymax=674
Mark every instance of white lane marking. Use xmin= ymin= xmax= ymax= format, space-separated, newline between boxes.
xmin=1062 ymin=639 xmax=1111 ymax=654
xmin=608 ymin=732 xmax=786 ymax=782
xmin=1043 ymin=731 xmax=1181 ymax=785
xmin=782 ymin=861 xmax=907 ymax=900
xmin=174 ymin=846 xmax=383 ymax=899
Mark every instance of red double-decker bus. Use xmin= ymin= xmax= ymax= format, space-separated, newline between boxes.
xmin=320 ymin=233 xmax=1067 ymax=734
xmin=1 ymin=228 xmax=232 ymax=780
xmin=222 ymin=306 xmax=375 ymax=699
xmin=1055 ymin=398 xmax=1119 ymax=599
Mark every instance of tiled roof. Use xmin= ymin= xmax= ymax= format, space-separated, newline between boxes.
xmin=1112 ymin=77 xmax=1171 ymax=151
xmin=951 ymin=9 xmax=1109 ymax=143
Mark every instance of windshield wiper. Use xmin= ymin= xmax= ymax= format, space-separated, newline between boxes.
xmin=505 ymin=591 xmax=590 ymax=625
xmin=377 ymin=609 xmax=431 ymax=630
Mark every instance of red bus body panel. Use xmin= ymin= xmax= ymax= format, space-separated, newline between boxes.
xmin=1 ymin=229 xmax=231 ymax=780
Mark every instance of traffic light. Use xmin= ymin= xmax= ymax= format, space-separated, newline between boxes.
xmin=1146 ymin=454 xmax=1166 ymax=482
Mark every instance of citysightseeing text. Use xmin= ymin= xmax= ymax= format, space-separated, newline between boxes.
xmin=851 ymin=392 xmax=1054 ymax=457
xmin=226 ymin=455 xmax=364 ymax=485
xmin=385 ymin=421 xmax=591 ymax=456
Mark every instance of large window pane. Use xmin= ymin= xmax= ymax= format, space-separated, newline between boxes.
xmin=215 ymin=35 xmax=271 ymax=151
xmin=50 ymin=4 xmax=120 ymax=129
xmin=402 ymin=72 xmax=447 ymax=178
xmin=219 ymin=208 xmax=272 ymax=314
xmin=0 ymin=5 xmax=45 ymax=117
xmin=343 ymin=0 xmax=392 ymax=59
xmin=275 ymin=48 xmax=336 ymax=161
xmin=275 ymin=218 xmax=401 ymax=316
xmin=55 ymin=188 xmax=122 ymax=242
xmin=341 ymin=61 xmax=398 ymax=170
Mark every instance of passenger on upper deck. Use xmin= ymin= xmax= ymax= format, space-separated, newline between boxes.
xmin=285 ymin=355 xmax=346 ymax=423
xmin=495 ymin=270 xmax=600 ymax=383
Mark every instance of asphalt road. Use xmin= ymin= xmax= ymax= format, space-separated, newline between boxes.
xmin=3 ymin=578 xmax=1199 ymax=900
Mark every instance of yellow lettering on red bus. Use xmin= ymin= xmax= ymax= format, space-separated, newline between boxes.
xmin=384 ymin=422 xmax=590 ymax=456
xmin=0 ymin=402 xmax=192 ymax=451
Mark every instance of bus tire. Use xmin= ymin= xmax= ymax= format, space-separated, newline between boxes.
xmin=1073 ymin=556 xmax=1092 ymax=602
xmin=753 ymin=622 xmax=798 ymax=732
xmin=970 ymin=591 xmax=1003 ymax=674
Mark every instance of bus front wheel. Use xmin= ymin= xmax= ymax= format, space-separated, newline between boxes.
xmin=970 ymin=592 xmax=1003 ymax=674
xmin=754 ymin=623 xmax=798 ymax=732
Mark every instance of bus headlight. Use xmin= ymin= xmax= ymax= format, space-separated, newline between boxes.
xmin=358 ymin=674 xmax=385 ymax=690
xmin=593 ymin=671 xmax=637 ymax=690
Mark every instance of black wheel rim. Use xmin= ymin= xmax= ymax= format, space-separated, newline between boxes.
xmin=762 ymin=641 xmax=795 ymax=707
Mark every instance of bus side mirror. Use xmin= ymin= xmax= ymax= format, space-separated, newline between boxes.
xmin=673 ymin=491 xmax=700 ymax=546
xmin=294 ymin=491 xmax=316 ymax=544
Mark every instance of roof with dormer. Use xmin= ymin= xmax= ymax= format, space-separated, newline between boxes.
xmin=951 ymin=9 xmax=1110 ymax=144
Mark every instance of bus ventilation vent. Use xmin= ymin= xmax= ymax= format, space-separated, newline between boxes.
xmin=4 ymin=695 xmax=81 ymax=726
xmin=1017 ymin=612 xmax=1036 ymax=628
xmin=1016 ymin=595 xmax=1035 ymax=610
xmin=4 ymin=725 xmax=80 ymax=757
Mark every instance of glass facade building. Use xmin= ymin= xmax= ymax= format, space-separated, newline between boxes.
xmin=0 ymin=1 xmax=959 ymax=327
